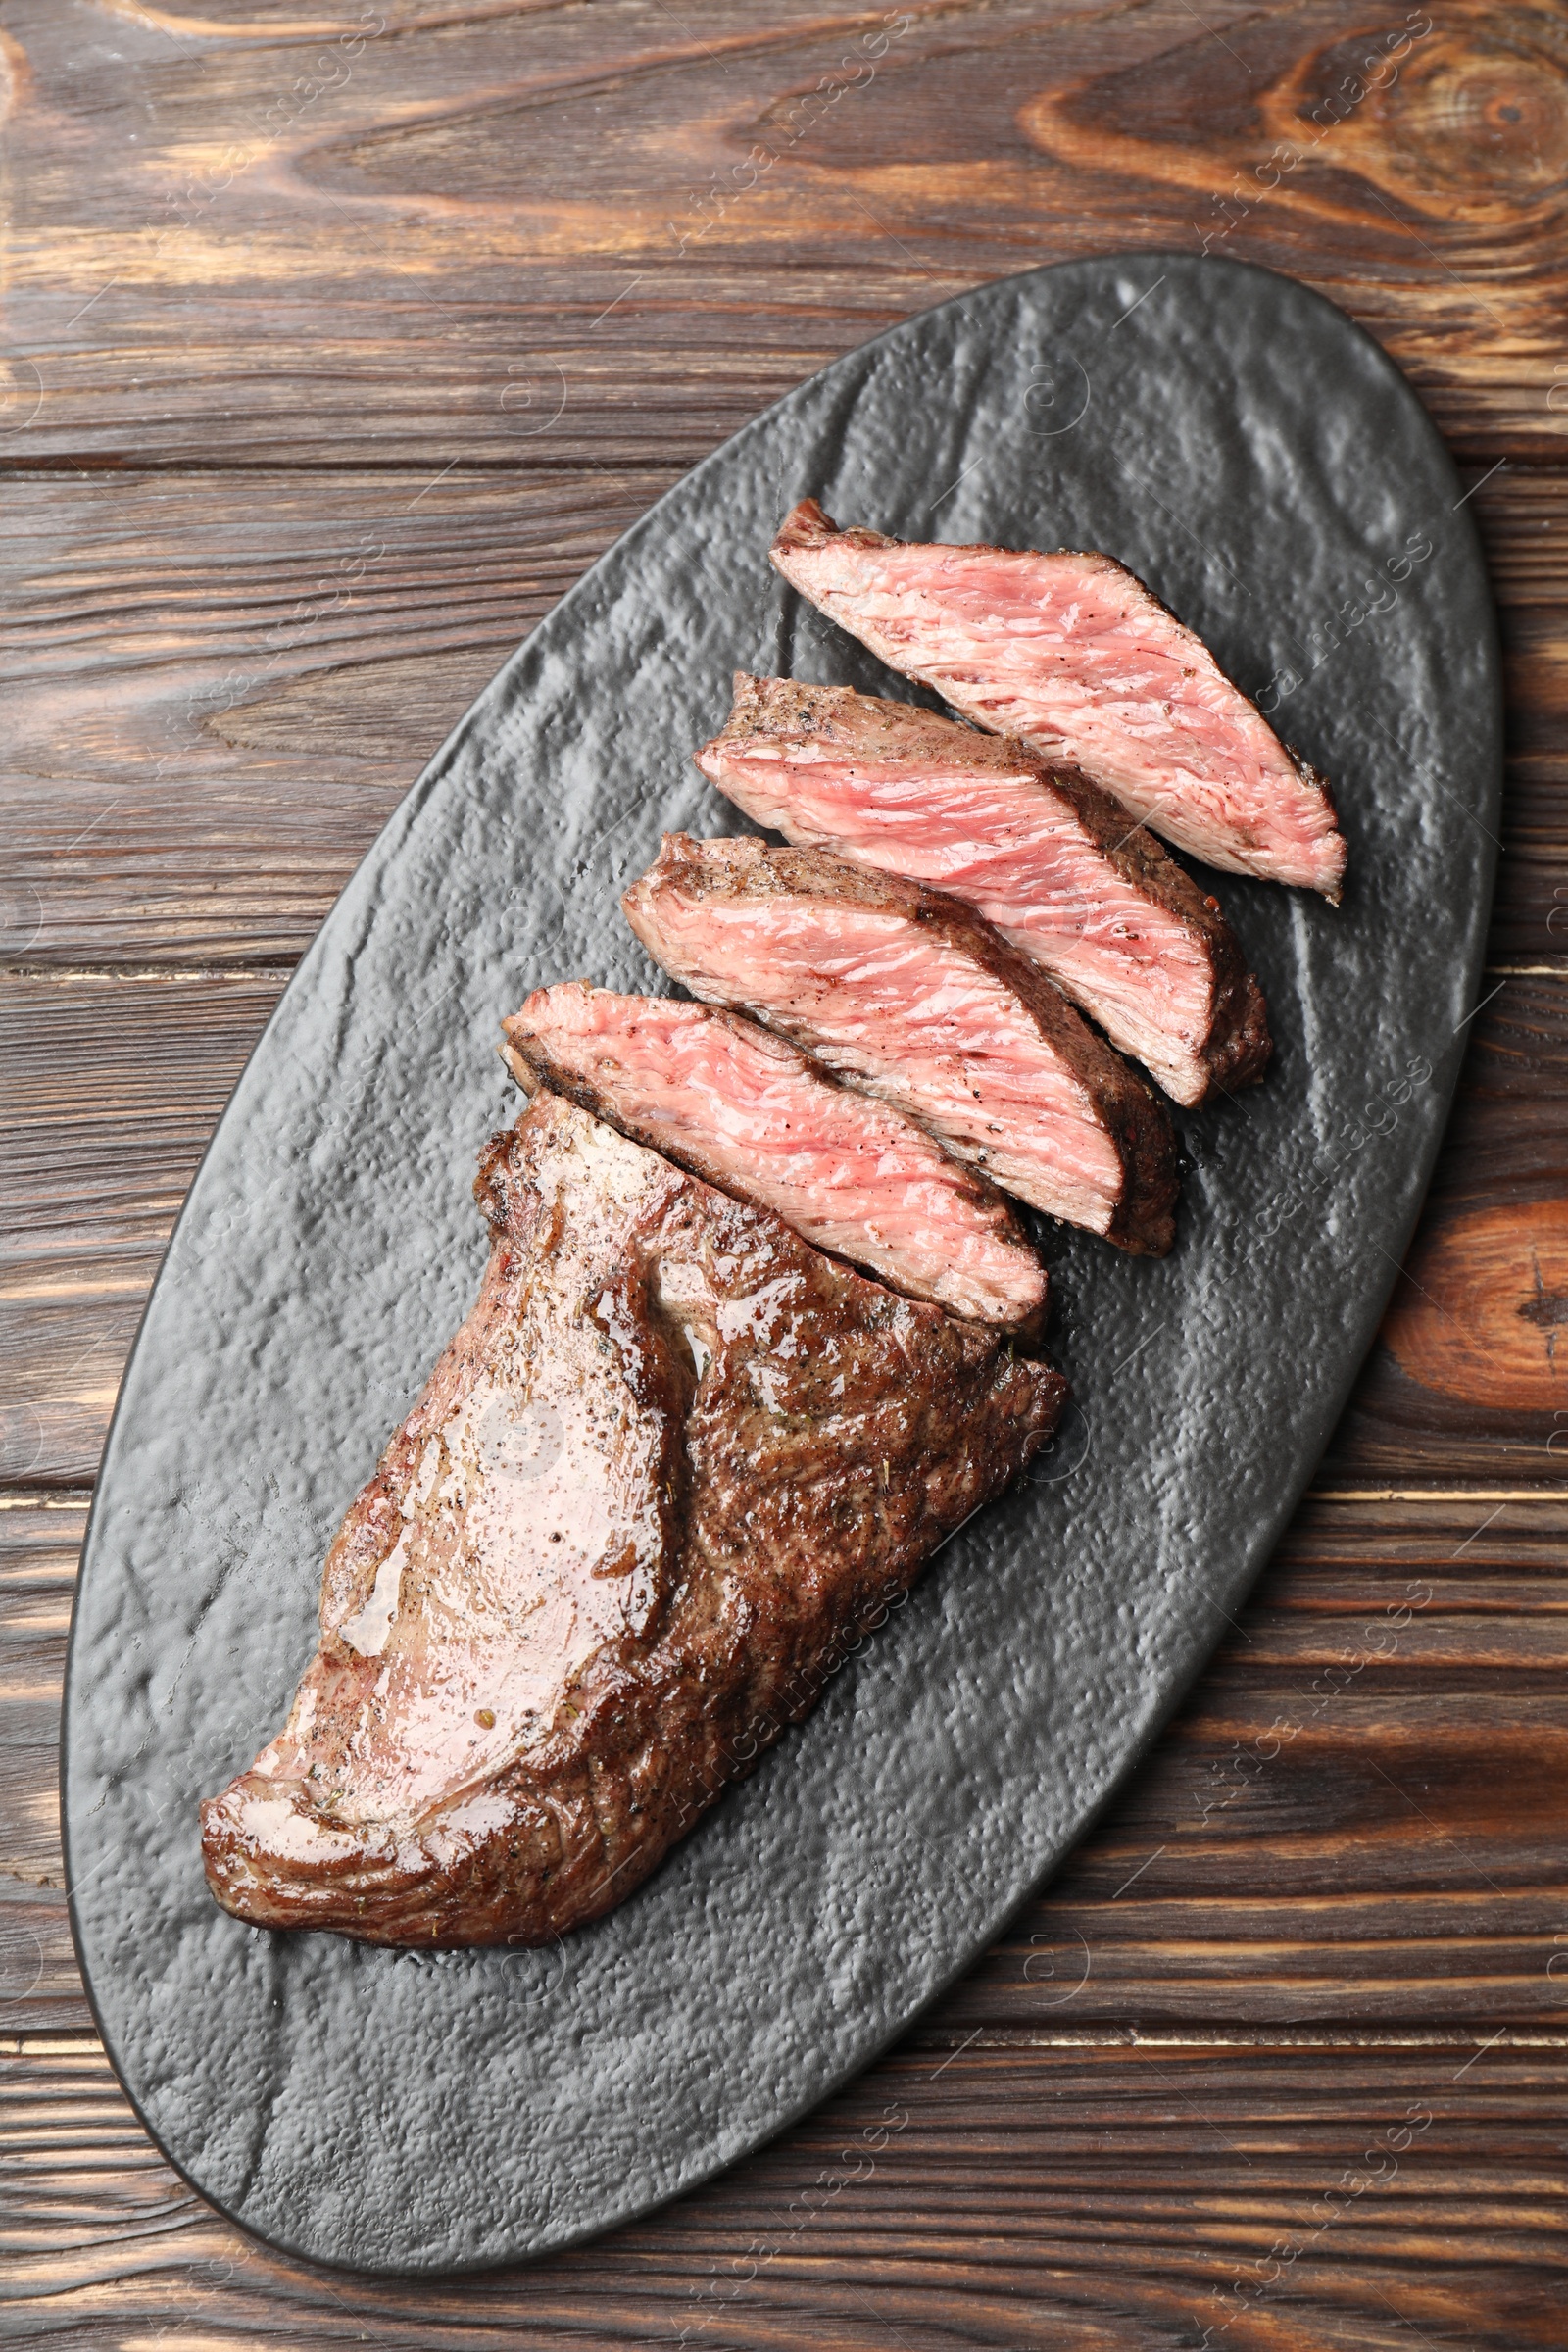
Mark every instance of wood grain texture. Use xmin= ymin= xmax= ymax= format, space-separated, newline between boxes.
xmin=7 ymin=1494 xmax=1567 ymax=2038
xmin=0 ymin=466 xmax=1564 ymax=970
xmin=0 ymin=466 xmax=677 ymax=966
xmin=5 ymin=0 xmax=1567 ymax=2335
xmin=4 ymin=0 xmax=1568 ymax=466
xmin=1 ymin=973 xmax=289 ymax=1482
xmin=7 ymin=969 xmax=1565 ymax=1487
xmin=1319 ymin=974 xmax=1568 ymax=1482
xmin=3 ymin=2036 xmax=1564 ymax=2347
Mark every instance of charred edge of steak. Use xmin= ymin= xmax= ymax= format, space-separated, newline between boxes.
xmin=1201 ymin=959 xmax=1272 ymax=1098
xmin=556 ymin=1301 xmax=1060 ymax=1947
xmin=768 ymin=503 xmax=1346 ymax=907
xmin=638 ymin=833 xmax=1181 ymax=1257
xmin=202 ymin=1106 xmax=1067 ymax=1946
xmin=710 ymin=673 xmax=1273 ymax=1102
xmin=771 ymin=496 xmax=889 ymax=564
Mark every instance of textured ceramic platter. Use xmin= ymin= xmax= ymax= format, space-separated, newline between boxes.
xmin=66 ymin=255 xmax=1501 ymax=2274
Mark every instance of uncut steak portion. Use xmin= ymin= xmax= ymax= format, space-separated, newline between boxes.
xmin=699 ymin=673 xmax=1270 ymax=1107
xmin=200 ymin=1092 xmax=1064 ymax=1947
xmin=624 ymin=833 xmax=1179 ymax=1255
xmin=502 ymin=984 xmax=1046 ymax=1326
xmin=769 ymin=500 xmax=1346 ymax=901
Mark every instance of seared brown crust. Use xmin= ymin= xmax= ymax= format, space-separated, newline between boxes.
xmin=772 ymin=499 xmax=891 ymax=564
xmin=200 ymin=1094 xmax=1064 ymax=1946
xmin=626 ymin=832 xmax=1181 ymax=1256
xmin=710 ymin=672 xmax=1271 ymax=1099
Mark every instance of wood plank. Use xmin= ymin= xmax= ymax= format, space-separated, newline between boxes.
xmin=1 ymin=973 xmax=289 ymax=1483
xmin=0 ymin=1502 xmax=82 ymax=2033
xmin=7 ymin=966 xmax=1566 ymax=1488
xmin=9 ymin=0 xmax=1564 ymax=2320
xmin=2 ymin=465 xmax=1562 ymax=970
xmin=0 ymin=1502 xmax=75 ymax=1888
xmin=9 ymin=1496 xmax=1566 ymax=2037
xmin=0 ymin=466 xmax=675 ymax=967
xmin=1319 ymin=972 xmax=1568 ymax=1484
xmin=5 ymin=0 xmax=1568 ymax=470
xmin=3 ymin=2036 xmax=1563 ymax=2346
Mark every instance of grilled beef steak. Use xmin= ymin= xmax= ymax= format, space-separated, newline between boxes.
xmin=501 ymin=985 xmax=1047 ymax=1326
xmin=698 ymin=674 xmax=1270 ymax=1107
xmin=623 ymin=834 xmax=1179 ymax=1255
xmin=769 ymin=501 xmax=1346 ymax=901
xmin=201 ymin=1091 xmax=1064 ymax=1946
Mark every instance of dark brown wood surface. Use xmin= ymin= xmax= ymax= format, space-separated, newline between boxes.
xmin=3 ymin=2 xmax=1565 ymax=2342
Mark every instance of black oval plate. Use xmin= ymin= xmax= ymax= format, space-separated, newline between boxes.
xmin=66 ymin=255 xmax=1501 ymax=2273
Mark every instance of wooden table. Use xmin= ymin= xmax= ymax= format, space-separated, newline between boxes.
xmin=4 ymin=3 xmax=1565 ymax=2341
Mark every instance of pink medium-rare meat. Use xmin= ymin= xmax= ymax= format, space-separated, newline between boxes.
xmin=201 ymin=1091 xmax=1064 ymax=1946
xmin=768 ymin=501 xmax=1346 ymax=901
xmin=623 ymin=834 xmax=1179 ymax=1255
xmin=500 ymin=985 xmax=1047 ymax=1327
xmin=697 ymin=674 xmax=1271 ymax=1107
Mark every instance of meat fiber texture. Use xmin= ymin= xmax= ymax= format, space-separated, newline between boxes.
xmin=200 ymin=1092 xmax=1063 ymax=1947
xmin=502 ymin=983 xmax=1046 ymax=1326
xmin=624 ymin=833 xmax=1179 ymax=1255
xmin=699 ymin=673 xmax=1271 ymax=1108
xmin=769 ymin=500 xmax=1346 ymax=901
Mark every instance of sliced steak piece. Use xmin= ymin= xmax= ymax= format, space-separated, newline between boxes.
xmin=201 ymin=1091 xmax=1064 ymax=1947
xmin=501 ymin=984 xmax=1047 ymax=1327
xmin=623 ymin=833 xmax=1179 ymax=1255
xmin=698 ymin=673 xmax=1271 ymax=1107
xmin=769 ymin=500 xmax=1347 ymax=902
